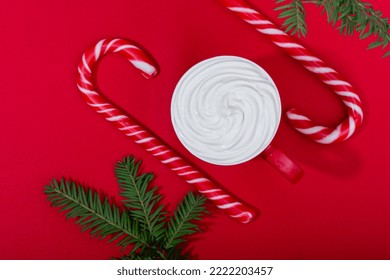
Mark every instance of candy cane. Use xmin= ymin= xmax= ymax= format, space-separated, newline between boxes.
xmin=219 ymin=0 xmax=363 ymax=144
xmin=77 ymin=38 xmax=255 ymax=223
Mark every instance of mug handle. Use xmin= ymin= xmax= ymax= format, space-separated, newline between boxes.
xmin=261 ymin=144 xmax=303 ymax=183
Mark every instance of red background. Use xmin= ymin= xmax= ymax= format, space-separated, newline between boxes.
xmin=1 ymin=0 xmax=389 ymax=260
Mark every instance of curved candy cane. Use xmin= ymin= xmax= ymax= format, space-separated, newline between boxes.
xmin=77 ymin=38 xmax=255 ymax=223
xmin=219 ymin=0 xmax=363 ymax=144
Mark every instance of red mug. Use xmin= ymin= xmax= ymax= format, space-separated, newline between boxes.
xmin=171 ymin=56 xmax=303 ymax=183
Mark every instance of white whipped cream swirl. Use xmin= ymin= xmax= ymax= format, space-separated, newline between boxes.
xmin=171 ymin=56 xmax=281 ymax=165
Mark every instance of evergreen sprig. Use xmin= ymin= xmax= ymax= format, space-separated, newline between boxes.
xmin=115 ymin=157 xmax=166 ymax=241
xmin=44 ymin=179 xmax=146 ymax=250
xmin=275 ymin=0 xmax=390 ymax=57
xmin=276 ymin=0 xmax=307 ymax=36
xmin=44 ymin=156 xmax=208 ymax=259
xmin=165 ymin=192 xmax=207 ymax=249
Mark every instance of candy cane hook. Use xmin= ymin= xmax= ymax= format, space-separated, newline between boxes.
xmin=77 ymin=38 xmax=255 ymax=223
xmin=219 ymin=0 xmax=363 ymax=144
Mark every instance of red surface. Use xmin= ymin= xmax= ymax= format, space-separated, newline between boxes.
xmin=0 ymin=0 xmax=389 ymax=260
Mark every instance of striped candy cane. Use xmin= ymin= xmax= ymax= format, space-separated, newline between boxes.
xmin=219 ymin=0 xmax=363 ymax=144
xmin=77 ymin=38 xmax=255 ymax=223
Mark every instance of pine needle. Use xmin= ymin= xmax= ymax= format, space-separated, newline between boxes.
xmin=115 ymin=157 xmax=166 ymax=241
xmin=165 ymin=192 xmax=208 ymax=249
xmin=44 ymin=156 xmax=209 ymax=259
xmin=276 ymin=0 xmax=307 ymax=37
xmin=275 ymin=0 xmax=390 ymax=57
xmin=44 ymin=179 xmax=146 ymax=251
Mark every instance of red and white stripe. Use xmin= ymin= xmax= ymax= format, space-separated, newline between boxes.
xmin=219 ymin=0 xmax=363 ymax=144
xmin=77 ymin=38 xmax=255 ymax=223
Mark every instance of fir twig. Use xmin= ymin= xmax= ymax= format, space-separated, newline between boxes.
xmin=44 ymin=179 xmax=147 ymax=251
xmin=115 ymin=157 xmax=166 ymax=241
xmin=44 ymin=156 xmax=209 ymax=259
xmin=275 ymin=0 xmax=390 ymax=57
xmin=165 ymin=192 xmax=207 ymax=249
xmin=276 ymin=0 xmax=307 ymax=36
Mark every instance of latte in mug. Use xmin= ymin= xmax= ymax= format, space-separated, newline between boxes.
xmin=171 ymin=56 xmax=281 ymax=165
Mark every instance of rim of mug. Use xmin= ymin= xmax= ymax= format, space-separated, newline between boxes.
xmin=171 ymin=55 xmax=282 ymax=165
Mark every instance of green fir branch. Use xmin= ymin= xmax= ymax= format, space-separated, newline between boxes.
xmin=45 ymin=156 xmax=208 ymax=259
xmin=276 ymin=0 xmax=307 ymax=36
xmin=275 ymin=0 xmax=390 ymax=57
xmin=165 ymin=192 xmax=208 ymax=249
xmin=115 ymin=157 xmax=166 ymax=241
xmin=44 ymin=179 xmax=147 ymax=251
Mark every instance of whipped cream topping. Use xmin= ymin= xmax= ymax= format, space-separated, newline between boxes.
xmin=171 ymin=56 xmax=281 ymax=165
